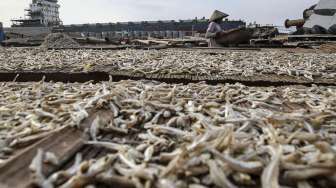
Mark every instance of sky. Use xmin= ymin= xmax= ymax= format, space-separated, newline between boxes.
xmin=0 ymin=0 xmax=318 ymax=27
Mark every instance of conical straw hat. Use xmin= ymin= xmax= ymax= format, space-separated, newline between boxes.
xmin=209 ymin=10 xmax=229 ymax=22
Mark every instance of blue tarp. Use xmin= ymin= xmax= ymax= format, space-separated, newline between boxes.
xmin=0 ymin=31 xmax=5 ymax=43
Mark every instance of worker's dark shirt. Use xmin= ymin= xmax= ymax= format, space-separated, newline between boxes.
xmin=0 ymin=31 xmax=5 ymax=43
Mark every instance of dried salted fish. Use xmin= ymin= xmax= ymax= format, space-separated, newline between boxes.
xmin=59 ymin=155 xmax=115 ymax=188
xmin=90 ymin=116 xmax=101 ymax=141
xmin=29 ymin=149 xmax=54 ymax=188
xmin=44 ymin=151 xmax=60 ymax=166
xmin=208 ymin=159 xmax=237 ymax=188
xmin=0 ymin=48 xmax=335 ymax=83
xmin=284 ymin=168 xmax=335 ymax=180
xmin=210 ymin=148 xmax=263 ymax=174
xmin=86 ymin=141 xmax=129 ymax=152
xmin=0 ymin=79 xmax=333 ymax=187
xmin=41 ymin=33 xmax=80 ymax=49
xmin=29 ymin=149 xmax=44 ymax=173
xmin=261 ymin=145 xmax=282 ymax=188
xmin=144 ymin=145 xmax=155 ymax=162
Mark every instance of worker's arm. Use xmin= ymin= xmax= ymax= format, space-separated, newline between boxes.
xmin=205 ymin=32 xmax=217 ymax=39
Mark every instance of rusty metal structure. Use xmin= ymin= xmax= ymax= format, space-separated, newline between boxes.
xmin=284 ymin=19 xmax=305 ymax=28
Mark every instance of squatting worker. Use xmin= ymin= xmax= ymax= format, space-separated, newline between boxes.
xmin=205 ymin=10 xmax=229 ymax=47
xmin=0 ymin=22 xmax=5 ymax=44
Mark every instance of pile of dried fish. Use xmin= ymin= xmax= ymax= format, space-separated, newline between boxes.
xmin=0 ymin=48 xmax=335 ymax=82
xmin=0 ymin=80 xmax=332 ymax=187
xmin=40 ymin=33 xmax=80 ymax=49
xmin=0 ymin=80 xmax=98 ymax=161
xmin=319 ymin=43 xmax=336 ymax=53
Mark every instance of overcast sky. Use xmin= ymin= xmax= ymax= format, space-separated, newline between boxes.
xmin=0 ymin=0 xmax=318 ymax=27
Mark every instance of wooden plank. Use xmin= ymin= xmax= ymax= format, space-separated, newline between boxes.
xmin=0 ymin=127 xmax=84 ymax=188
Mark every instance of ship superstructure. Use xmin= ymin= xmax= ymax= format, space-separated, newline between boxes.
xmin=12 ymin=0 xmax=62 ymax=27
